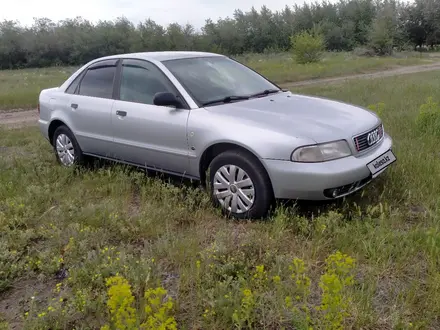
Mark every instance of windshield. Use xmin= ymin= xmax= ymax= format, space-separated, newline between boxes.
xmin=162 ymin=56 xmax=280 ymax=106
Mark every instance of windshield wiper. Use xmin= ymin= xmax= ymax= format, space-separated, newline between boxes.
xmin=202 ymin=95 xmax=250 ymax=106
xmin=249 ymin=89 xmax=281 ymax=98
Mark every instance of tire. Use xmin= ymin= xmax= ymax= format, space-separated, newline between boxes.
xmin=208 ymin=150 xmax=274 ymax=219
xmin=52 ymin=125 xmax=84 ymax=167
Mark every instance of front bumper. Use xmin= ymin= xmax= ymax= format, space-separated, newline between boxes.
xmin=262 ymin=134 xmax=394 ymax=200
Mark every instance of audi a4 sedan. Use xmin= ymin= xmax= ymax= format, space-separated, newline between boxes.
xmin=38 ymin=51 xmax=396 ymax=219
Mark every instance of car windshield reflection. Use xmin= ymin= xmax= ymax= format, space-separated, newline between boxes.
xmin=162 ymin=56 xmax=280 ymax=106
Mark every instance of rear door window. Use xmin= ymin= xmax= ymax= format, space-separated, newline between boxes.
xmin=78 ymin=62 xmax=117 ymax=99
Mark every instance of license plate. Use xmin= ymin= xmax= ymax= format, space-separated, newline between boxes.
xmin=367 ymin=149 xmax=396 ymax=177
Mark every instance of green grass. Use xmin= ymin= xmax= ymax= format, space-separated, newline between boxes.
xmin=2 ymin=71 xmax=440 ymax=329
xmin=0 ymin=51 xmax=438 ymax=111
xmin=236 ymin=51 xmax=436 ymax=83
xmin=0 ymin=67 xmax=76 ymax=111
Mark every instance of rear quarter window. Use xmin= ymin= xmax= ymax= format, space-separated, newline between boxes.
xmin=65 ymin=73 xmax=82 ymax=94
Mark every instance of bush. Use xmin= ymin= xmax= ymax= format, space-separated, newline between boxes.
xmin=290 ymin=31 xmax=325 ymax=64
xmin=367 ymin=102 xmax=386 ymax=118
xmin=416 ymin=97 xmax=440 ymax=137
xmin=353 ymin=46 xmax=376 ymax=57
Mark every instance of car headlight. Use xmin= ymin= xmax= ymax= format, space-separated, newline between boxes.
xmin=291 ymin=140 xmax=352 ymax=162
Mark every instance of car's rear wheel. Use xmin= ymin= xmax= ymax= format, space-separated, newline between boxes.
xmin=52 ymin=125 xmax=84 ymax=167
xmin=208 ymin=150 xmax=273 ymax=219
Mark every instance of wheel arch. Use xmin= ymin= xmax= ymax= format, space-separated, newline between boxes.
xmin=48 ymin=119 xmax=70 ymax=145
xmin=198 ymin=142 xmax=273 ymax=190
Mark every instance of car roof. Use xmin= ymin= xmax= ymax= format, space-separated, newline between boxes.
xmin=95 ymin=51 xmax=224 ymax=63
xmin=58 ymin=51 xmax=226 ymax=92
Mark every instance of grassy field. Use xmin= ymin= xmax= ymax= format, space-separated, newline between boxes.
xmin=0 ymin=67 xmax=76 ymax=111
xmin=239 ymin=50 xmax=434 ymax=83
xmin=0 ymin=51 xmax=437 ymax=111
xmin=1 ymin=71 xmax=440 ymax=329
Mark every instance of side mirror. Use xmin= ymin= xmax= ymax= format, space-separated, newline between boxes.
xmin=153 ymin=92 xmax=182 ymax=108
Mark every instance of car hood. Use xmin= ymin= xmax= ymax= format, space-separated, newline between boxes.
xmin=204 ymin=91 xmax=380 ymax=143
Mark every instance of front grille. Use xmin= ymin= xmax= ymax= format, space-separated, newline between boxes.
xmin=353 ymin=124 xmax=384 ymax=152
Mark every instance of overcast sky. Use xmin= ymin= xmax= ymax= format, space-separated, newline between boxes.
xmin=0 ymin=0 xmax=296 ymax=28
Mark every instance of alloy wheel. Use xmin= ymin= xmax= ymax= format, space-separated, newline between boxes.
xmin=56 ymin=133 xmax=75 ymax=166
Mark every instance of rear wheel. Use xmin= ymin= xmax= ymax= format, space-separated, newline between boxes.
xmin=52 ymin=125 xmax=84 ymax=167
xmin=208 ymin=150 xmax=274 ymax=219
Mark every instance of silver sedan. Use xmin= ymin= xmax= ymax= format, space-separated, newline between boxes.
xmin=38 ymin=51 xmax=396 ymax=219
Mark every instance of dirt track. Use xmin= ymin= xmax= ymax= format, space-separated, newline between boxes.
xmin=2 ymin=62 xmax=440 ymax=128
xmin=0 ymin=109 xmax=39 ymax=128
xmin=282 ymin=62 xmax=440 ymax=87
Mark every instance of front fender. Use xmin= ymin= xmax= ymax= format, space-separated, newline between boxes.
xmin=186 ymin=109 xmax=315 ymax=178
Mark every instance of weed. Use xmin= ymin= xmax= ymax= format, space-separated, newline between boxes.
xmin=102 ymin=275 xmax=137 ymax=330
xmin=316 ymin=251 xmax=356 ymax=330
xmin=142 ymin=287 xmax=177 ymax=330
xmin=232 ymin=288 xmax=256 ymax=329
xmin=286 ymin=257 xmax=312 ymax=328
xmin=101 ymin=276 xmax=176 ymax=330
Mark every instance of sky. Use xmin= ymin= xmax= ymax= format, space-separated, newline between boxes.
xmin=0 ymin=0 xmax=295 ymax=28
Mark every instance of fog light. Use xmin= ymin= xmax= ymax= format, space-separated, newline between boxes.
xmin=332 ymin=190 xmax=339 ymax=198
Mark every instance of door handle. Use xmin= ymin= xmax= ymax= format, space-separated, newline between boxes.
xmin=71 ymin=103 xmax=78 ymax=109
xmin=116 ymin=110 xmax=127 ymax=117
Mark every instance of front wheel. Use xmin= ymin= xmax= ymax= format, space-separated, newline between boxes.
xmin=208 ymin=150 xmax=274 ymax=219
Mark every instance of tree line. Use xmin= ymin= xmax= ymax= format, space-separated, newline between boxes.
xmin=0 ymin=0 xmax=439 ymax=69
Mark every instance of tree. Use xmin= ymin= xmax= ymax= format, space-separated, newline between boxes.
xmin=0 ymin=0 xmax=439 ymax=70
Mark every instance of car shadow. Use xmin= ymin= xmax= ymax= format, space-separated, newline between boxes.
xmin=79 ymin=157 xmax=395 ymax=222
xmin=82 ymin=156 xmax=202 ymax=188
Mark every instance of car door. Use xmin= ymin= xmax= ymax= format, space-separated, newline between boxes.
xmin=64 ymin=59 xmax=117 ymax=156
xmin=110 ymin=58 xmax=190 ymax=175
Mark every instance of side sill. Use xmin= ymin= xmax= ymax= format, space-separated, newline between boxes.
xmin=83 ymin=152 xmax=201 ymax=181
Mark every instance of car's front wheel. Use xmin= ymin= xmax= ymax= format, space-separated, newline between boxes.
xmin=209 ymin=150 xmax=274 ymax=219
xmin=52 ymin=125 xmax=84 ymax=167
